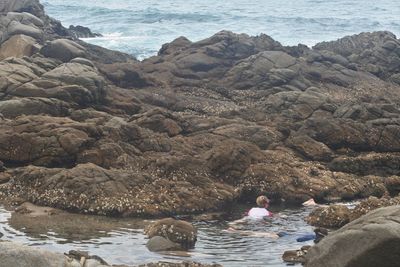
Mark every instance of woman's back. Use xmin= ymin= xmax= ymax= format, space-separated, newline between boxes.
xmin=247 ymin=207 xmax=271 ymax=218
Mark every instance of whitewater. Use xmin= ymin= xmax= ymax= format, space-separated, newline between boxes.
xmin=43 ymin=0 xmax=400 ymax=60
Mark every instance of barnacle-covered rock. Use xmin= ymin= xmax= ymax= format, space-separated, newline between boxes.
xmin=145 ymin=218 xmax=197 ymax=250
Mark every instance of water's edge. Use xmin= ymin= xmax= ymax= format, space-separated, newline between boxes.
xmin=43 ymin=0 xmax=400 ymax=59
xmin=0 ymin=204 xmax=316 ymax=266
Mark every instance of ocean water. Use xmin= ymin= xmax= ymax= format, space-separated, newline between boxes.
xmin=42 ymin=0 xmax=400 ymax=59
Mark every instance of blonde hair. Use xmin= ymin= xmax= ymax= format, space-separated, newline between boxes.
xmin=256 ymin=195 xmax=269 ymax=207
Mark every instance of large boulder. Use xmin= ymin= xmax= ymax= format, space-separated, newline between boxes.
xmin=1 ymin=57 xmax=107 ymax=107
xmin=145 ymin=218 xmax=198 ymax=250
xmin=307 ymin=205 xmax=351 ymax=229
xmin=0 ymin=241 xmax=108 ymax=267
xmin=305 ymin=206 xmax=400 ymax=267
xmin=40 ymin=39 xmax=87 ymax=62
xmin=0 ymin=34 xmax=39 ymax=60
xmin=4 ymin=20 xmax=43 ymax=41
xmin=0 ymin=0 xmax=45 ymax=18
xmin=0 ymin=12 xmax=44 ymax=44
xmin=0 ymin=241 xmax=67 ymax=267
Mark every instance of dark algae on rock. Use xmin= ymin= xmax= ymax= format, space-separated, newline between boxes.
xmin=0 ymin=0 xmax=399 ymax=220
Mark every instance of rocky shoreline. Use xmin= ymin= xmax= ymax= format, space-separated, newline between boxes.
xmin=0 ymin=0 xmax=400 ymax=265
xmin=0 ymin=0 xmax=399 ymax=218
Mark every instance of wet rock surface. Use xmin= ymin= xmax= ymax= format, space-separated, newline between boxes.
xmin=0 ymin=239 xmax=218 ymax=267
xmin=282 ymin=245 xmax=311 ymax=264
xmin=0 ymin=241 xmax=109 ymax=267
xmin=307 ymin=205 xmax=351 ymax=229
xmin=68 ymin=25 xmax=102 ymax=39
xmin=145 ymin=218 xmax=197 ymax=250
xmin=305 ymin=205 xmax=400 ymax=267
xmin=307 ymin=195 xmax=400 ymax=228
xmin=0 ymin=0 xmax=400 ymax=217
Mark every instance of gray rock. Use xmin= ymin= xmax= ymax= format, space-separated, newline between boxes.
xmin=0 ymin=0 xmax=45 ymax=18
xmin=313 ymin=31 xmax=397 ymax=57
xmin=71 ymin=57 xmax=95 ymax=67
xmin=0 ymin=98 xmax=69 ymax=118
xmin=40 ymin=39 xmax=87 ymax=62
xmin=145 ymin=218 xmax=198 ymax=250
xmin=0 ymin=241 xmax=71 ymax=267
xmin=4 ymin=12 xmax=44 ymax=27
xmin=305 ymin=206 xmax=400 ymax=267
xmin=68 ymin=25 xmax=102 ymax=39
xmin=282 ymin=245 xmax=311 ymax=264
xmin=4 ymin=20 xmax=43 ymax=41
xmin=0 ymin=241 xmax=110 ymax=267
xmin=0 ymin=34 xmax=39 ymax=60
xmin=146 ymin=236 xmax=182 ymax=252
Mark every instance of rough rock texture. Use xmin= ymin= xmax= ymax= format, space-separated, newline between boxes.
xmin=0 ymin=0 xmax=45 ymax=18
xmin=68 ymin=25 xmax=102 ymax=39
xmin=305 ymin=206 xmax=400 ymax=267
xmin=307 ymin=196 xmax=400 ymax=228
xmin=0 ymin=34 xmax=39 ymax=59
xmin=40 ymin=39 xmax=87 ymax=62
xmin=349 ymin=195 xmax=400 ymax=221
xmin=0 ymin=241 xmax=108 ymax=267
xmin=0 ymin=0 xmax=400 ymax=217
xmin=146 ymin=236 xmax=183 ymax=252
xmin=145 ymin=218 xmax=197 ymax=249
xmin=307 ymin=205 xmax=351 ymax=228
xmin=282 ymin=245 xmax=311 ymax=264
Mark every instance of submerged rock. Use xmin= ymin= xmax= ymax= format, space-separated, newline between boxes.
xmin=146 ymin=236 xmax=183 ymax=252
xmin=305 ymin=206 xmax=400 ymax=267
xmin=14 ymin=202 xmax=61 ymax=216
xmin=307 ymin=205 xmax=351 ymax=229
xmin=282 ymin=245 xmax=311 ymax=264
xmin=145 ymin=218 xmax=197 ymax=250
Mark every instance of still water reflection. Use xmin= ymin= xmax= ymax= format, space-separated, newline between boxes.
xmin=0 ymin=205 xmax=316 ymax=266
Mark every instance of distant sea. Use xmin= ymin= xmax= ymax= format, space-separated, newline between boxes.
xmin=43 ymin=0 xmax=400 ymax=60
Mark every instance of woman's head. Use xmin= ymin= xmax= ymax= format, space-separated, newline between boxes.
xmin=256 ymin=195 xmax=269 ymax=207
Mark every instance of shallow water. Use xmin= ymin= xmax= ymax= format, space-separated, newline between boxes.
xmin=0 ymin=204 xmax=317 ymax=266
xmin=42 ymin=0 xmax=400 ymax=59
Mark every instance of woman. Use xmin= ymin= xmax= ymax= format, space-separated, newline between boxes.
xmin=225 ymin=195 xmax=278 ymax=238
xmin=247 ymin=195 xmax=273 ymax=219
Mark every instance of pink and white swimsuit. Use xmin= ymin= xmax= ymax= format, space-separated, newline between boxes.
xmin=247 ymin=207 xmax=273 ymax=219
